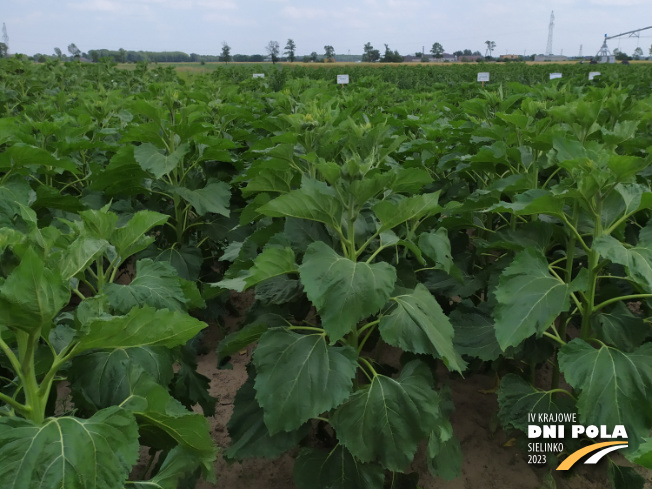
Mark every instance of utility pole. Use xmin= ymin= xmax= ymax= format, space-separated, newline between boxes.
xmin=545 ymin=11 xmax=554 ymax=56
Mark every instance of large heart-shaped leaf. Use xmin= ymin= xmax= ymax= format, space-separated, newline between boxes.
xmin=300 ymin=241 xmax=396 ymax=342
xmin=488 ymin=189 xmax=564 ymax=216
xmin=226 ymin=371 xmax=309 ymax=460
xmin=123 ymin=368 xmax=217 ymax=481
xmin=105 ymin=259 xmax=191 ymax=314
xmin=0 ymin=177 xmax=36 ymax=227
xmin=497 ymin=373 xmax=576 ymax=433
xmin=373 ymin=192 xmax=441 ymax=231
xmin=559 ymin=340 xmax=652 ymax=448
xmin=450 ymin=302 xmax=502 ymax=361
xmin=493 ymin=249 xmax=572 ymax=350
xmin=172 ymin=181 xmax=231 ymax=217
xmin=253 ymin=329 xmax=358 ymax=434
xmin=330 ymin=361 xmax=441 ymax=471
xmin=60 ymin=236 xmax=108 ymax=280
xmin=134 ymin=143 xmax=189 ymax=178
xmin=75 ymin=306 xmax=206 ymax=353
xmin=593 ymin=302 xmax=648 ymax=351
xmin=111 ymin=210 xmax=168 ymax=264
xmin=379 ymin=284 xmax=466 ymax=373
xmin=217 ymin=246 xmax=298 ymax=293
xmin=69 ymin=346 xmax=173 ymax=411
xmin=0 ymin=144 xmax=79 ymax=174
xmin=0 ymin=407 xmax=139 ymax=489
xmin=0 ymin=248 xmax=69 ymax=336
xmin=594 ymin=235 xmax=652 ymax=291
xmin=258 ymin=178 xmax=343 ymax=230
xmin=418 ymin=229 xmax=456 ymax=275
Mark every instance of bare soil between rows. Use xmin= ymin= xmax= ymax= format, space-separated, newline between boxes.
xmin=183 ymin=293 xmax=651 ymax=489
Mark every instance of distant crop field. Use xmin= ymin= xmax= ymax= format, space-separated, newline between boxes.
xmin=2 ymin=56 xmax=652 ymax=489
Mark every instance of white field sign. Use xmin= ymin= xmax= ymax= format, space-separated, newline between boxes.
xmin=477 ymin=72 xmax=490 ymax=82
xmin=550 ymin=73 xmax=562 ymax=80
xmin=589 ymin=72 xmax=601 ymax=80
xmin=253 ymin=73 xmax=265 ymax=78
xmin=337 ymin=74 xmax=350 ymax=85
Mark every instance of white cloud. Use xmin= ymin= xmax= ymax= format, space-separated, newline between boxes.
xmin=192 ymin=0 xmax=238 ymax=10
xmin=282 ymin=6 xmax=328 ymax=20
xmin=591 ymin=0 xmax=648 ymax=5
xmin=77 ymin=0 xmax=122 ymax=12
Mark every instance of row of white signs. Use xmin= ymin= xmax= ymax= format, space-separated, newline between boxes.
xmin=477 ymin=72 xmax=601 ymax=81
xmin=252 ymin=74 xmax=352 ymax=84
xmin=251 ymin=73 xmax=601 ymax=83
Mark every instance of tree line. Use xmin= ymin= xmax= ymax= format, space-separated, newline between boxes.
xmin=22 ymin=37 xmax=651 ymax=64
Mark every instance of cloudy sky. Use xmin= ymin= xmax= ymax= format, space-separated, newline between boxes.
xmin=3 ymin=0 xmax=651 ymax=57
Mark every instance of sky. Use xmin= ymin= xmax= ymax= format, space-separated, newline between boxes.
xmin=3 ymin=0 xmax=652 ymax=58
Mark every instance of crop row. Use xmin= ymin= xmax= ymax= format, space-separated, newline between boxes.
xmin=0 ymin=57 xmax=651 ymax=488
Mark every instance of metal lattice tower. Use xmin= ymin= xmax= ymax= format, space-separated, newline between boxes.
xmin=1 ymin=23 xmax=8 ymax=50
xmin=579 ymin=44 xmax=583 ymax=57
xmin=545 ymin=11 xmax=554 ymax=56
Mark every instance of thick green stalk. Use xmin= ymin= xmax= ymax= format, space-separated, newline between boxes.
xmin=346 ymin=197 xmax=357 ymax=261
xmin=580 ymin=198 xmax=603 ymax=340
xmin=21 ymin=332 xmax=45 ymax=424
xmin=173 ymin=194 xmax=185 ymax=244
xmin=552 ymin=204 xmax=579 ymax=390
xmin=94 ymin=257 xmax=106 ymax=293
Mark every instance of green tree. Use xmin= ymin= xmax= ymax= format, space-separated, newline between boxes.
xmin=310 ymin=51 xmax=318 ymax=62
xmin=485 ymin=40 xmax=496 ymax=57
xmin=220 ymin=42 xmax=232 ymax=63
xmin=54 ymin=47 xmax=62 ymax=59
xmin=284 ymin=39 xmax=296 ymax=62
xmin=324 ymin=45 xmax=335 ymax=61
xmin=381 ymin=44 xmax=402 ymax=63
xmin=614 ymin=49 xmax=629 ymax=61
xmin=117 ymin=48 xmax=127 ymax=63
xmin=633 ymin=47 xmax=643 ymax=59
xmin=430 ymin=42 xmax=444 ymax=58
xmin=266 ymin=40 xmax=280 ymax=64
xmin=361 ymin=42 xmax=380 ymax=62
xmin=68 ymin=43 xmax=81 ymax=59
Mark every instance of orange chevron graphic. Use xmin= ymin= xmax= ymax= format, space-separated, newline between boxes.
xmin=556 ymin=441 xmax=628 ymax=470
